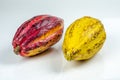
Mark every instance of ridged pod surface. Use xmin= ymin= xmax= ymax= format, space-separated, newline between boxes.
xmin=12 ymin=15 xmax=64 ymax=57
xmin=62 ymin=16 xmax=106 ymax=61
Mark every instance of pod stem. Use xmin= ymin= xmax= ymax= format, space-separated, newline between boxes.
xmin=14 ymin=46 xmax=20 ymax=55
xmin=66 ymin=52 xmax=72 ymax=61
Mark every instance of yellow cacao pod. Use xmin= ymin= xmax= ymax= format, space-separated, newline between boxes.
xmin=62 ymin=16 xmax=106 ymax=61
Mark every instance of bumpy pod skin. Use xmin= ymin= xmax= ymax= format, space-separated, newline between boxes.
xmin=12 ymin=15 xmax=64 ymax=57
xmin=62 ymin=16 xmax=106 ymax=61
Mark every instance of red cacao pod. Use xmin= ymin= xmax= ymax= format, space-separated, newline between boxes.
xmin=12 ymin=15 xmax=64 ymax=57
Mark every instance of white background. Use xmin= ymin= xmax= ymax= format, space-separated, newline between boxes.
xmin=0 ymin=0 xmax=120 ymax=80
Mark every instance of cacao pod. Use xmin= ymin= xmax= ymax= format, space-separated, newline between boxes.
xmin=62 ymin=16 xmax=106 ymax=61
xmin=12 ymin=15 xmax=64 ymax=57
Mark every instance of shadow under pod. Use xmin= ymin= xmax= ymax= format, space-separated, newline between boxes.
xmin=21 ymin=46 xmax=64 ymax=73
xmin=62 ymin=53 xmax=104 ymax=72
xmin=0 ymin=45 xmax=64 ymax=74
xmin=0 ymin=45 xmax=58 ymax=65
